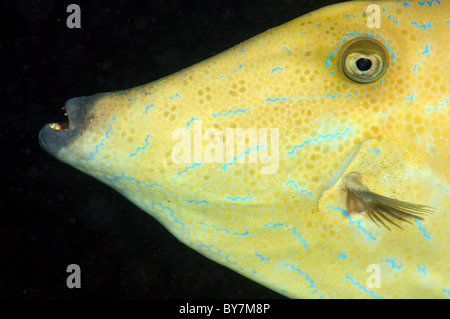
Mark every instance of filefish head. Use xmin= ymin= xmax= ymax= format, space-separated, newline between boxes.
xmin=40 ymin=0 xmax=449 ymax=298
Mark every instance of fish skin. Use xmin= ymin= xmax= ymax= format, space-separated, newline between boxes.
xmin=39 ymin=0 xmax=450 ymax=298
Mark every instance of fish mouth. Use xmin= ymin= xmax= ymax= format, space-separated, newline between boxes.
xmin=39 ymin=96 xmax=92 ymax=156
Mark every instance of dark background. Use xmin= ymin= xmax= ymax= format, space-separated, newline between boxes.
xmin=1 ymin=0 xmax=344 ymax=298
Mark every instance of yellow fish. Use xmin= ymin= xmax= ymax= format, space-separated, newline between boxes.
xmin=40 ymin=0 xmax=449 ymax=298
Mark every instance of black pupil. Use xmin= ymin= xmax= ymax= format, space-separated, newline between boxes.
xmin=356 ymin=58 xmax=372 ymax=71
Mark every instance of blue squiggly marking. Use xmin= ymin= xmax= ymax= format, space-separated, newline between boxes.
xmin=288 ymin=128 xmax=351 ymax=155
xmin=104 ymin=172 xmax=161 ymax=191
xmin=346 ymin=273 xmax=383 ymax=299
xmin=327 ymin=206 xmax=376 ymax=240
xmin=386 ymin=258 xmax=403 ymax=269
xmin=129 ymin=135 xmax=151 ymax=157
xmin=255 ymin=251 xmax=271 ymax=261
xmin=324 ymin=93 xmax=338 ymax=98
xmin=265 ymin=97 xmax=289 ymax=102
xmin=427 ymin=97 xmax=449 ymax=112
xmin=234 ymin=230 xmax=249 ymax=236
xmin=347 ymin=88 xmax=360 ymax=97
xmin=385 ymin=14 xmax=399 ymax=25
xmin=292 ymin=228 xmax=308 ymax=247
xmin=286 ymin=180 xmax=299 ymax=188
xmin=142 ymin=182 xmax=161 ymax=188
xmin=338 ymin=252 xmax=347 ymax=259
xmin=325 ymin=50 xmax=335 ymax=68
xmin=367 ymin=147 xmax=381 ymax=154
xmin=185 ymin=117 xmax=199 ymax=130
xmin=419 ymin=0 xmax=441 ymax=6
xmin=220 ymin=144 xmax=264 ymax=170
xmin=199 ymin=222 xmax=249 ymax=237
xmin=169 ymin=93 xmax=181 ymax=99
xmin=404 ymin=94 xmax=415 ymax=102
xmin=417 ymin=264 xmax=426 ymax=275
xmin=78 ymin=119 xmax=114 ymax=164
xmin=384 ymin=41 xmax=397 ymax=62
xmin=183 ymin=199 xmax=209 ymax=204
xmin=285 ymin=180 xmax=313 ymax=194
xmin=379 ymin=105 xmax=397 ymax=116
xmin=271 ymin=67 xmax=284 ymax=74
xmin=225 ymin=255 xmax=246 ymax=270
xmin=286 ymin=265 xmax=315 ymax=288
xmin=264 ymin=222 xmax=284 ymax=228
xmin=145 ymin=104 xmax=154 ymax=113
xmin=415 ymin=219 xmax=431 ymax=239
xmin=172 ymin=163 xmax=202 ymax=180
xmin=212 ymin=107 xmax=249 ymax=118
xmin=144 ymin=198 xmax=185 ymax=230
xmin=411 ymin=21 xmax=432 ymax=30
xmin=226 ymin=196 xmax=253 ymax=201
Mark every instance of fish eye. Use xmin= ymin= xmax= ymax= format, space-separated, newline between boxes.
xmin=337 ymin=37 xmax=389 ymax=83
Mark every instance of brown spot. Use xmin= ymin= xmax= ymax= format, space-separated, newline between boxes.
xmin=413 ymin=115 xmax=422 ymax=125
xmin=229 ymin=90 xmax=238 ymax=97
xmin=370 ymin=125 xmax=380 ymax=134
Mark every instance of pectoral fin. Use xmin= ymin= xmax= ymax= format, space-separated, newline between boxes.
xmin=343 ymin=172 xmax=434 ymax=231
xmin=318 ymin=138 xmax=437 ymax=232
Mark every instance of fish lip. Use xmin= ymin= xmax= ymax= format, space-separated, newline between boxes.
xmin=39 ymin=96 xmax=90 ymax=156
